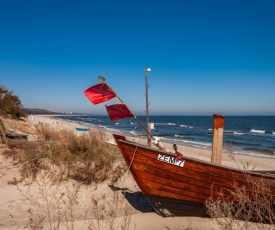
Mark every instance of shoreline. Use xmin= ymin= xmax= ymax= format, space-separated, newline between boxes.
xmin=37 ymin=114 xmax=275 ymax=159
xmin=31 ymin=115 xmax=275 ymax=171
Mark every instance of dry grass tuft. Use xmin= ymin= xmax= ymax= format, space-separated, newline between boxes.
xmin=206 ymin=154 xmax=275 ymax=230
xmin=3 ymin=140 xmax=46 ymax=181
xmin=2 ymin=121 xmax=126 ymax=185
xmin=1 ymin=116 xmax=37 ymax=135
xmin=87 ymin=192 xmax=134 ymax=230
xmin=18 ymin=170 xmax=134 ymax=230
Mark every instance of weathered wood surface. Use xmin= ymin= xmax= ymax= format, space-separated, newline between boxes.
xmin=6 ymin=132 xmax=28 ymax=139
xmin=113 ymin=134 xmax=275 ymax=217
xmin=211 ymin=114 xmax=225 ymax=164
xmin=0 ymin=119 xmax=8 ymax=143
xmin=0 ymin=119 xmax=28 ymax=142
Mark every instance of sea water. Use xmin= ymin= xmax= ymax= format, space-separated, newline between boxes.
xmin=53 ymin=115 xmax=275 ymax=159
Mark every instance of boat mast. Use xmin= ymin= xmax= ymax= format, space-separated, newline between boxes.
xmin=98 ymin=75 xmax=154 ymax=143
xmin=145 ymin=65 xmax=151 ymax=147
xmin=97 ymin=75 xmax=167 ymax=151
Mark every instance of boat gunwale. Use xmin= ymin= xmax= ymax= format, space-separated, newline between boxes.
xmin=117 ymin=137 xmax=275 ymax=179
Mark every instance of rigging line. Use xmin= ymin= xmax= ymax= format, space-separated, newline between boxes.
xmin=120 ymin=141 xmax=140 ymax=197
xmin=109 ymin=89 xmax=154 ymax=140
xmin=127 ymin=142 xmax=139 ymax=174
xmin=98 ymin=76 xmax=154 ymax=141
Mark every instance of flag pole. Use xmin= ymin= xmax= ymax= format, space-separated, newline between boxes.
xmin=95 ymin=76 xmax=166 ymax=151
xmin=98 ymin=76 xmax=155 ymax=142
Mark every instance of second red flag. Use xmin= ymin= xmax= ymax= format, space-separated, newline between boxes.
xmin=105 ymin=104 xmax=134 ymax=121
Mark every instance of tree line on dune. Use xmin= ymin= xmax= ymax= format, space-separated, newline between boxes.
xmin=0 ymin=84 xmax=27 ymax=119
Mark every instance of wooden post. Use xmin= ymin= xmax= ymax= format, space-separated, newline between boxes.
xmin=211 ymin=114 xmax=225 ymax=164
xmin=0 ymin=119 xmax=7 ymax=144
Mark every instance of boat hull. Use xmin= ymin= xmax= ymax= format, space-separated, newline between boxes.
xmin=75 ymin=127 xmax=89 ymax=131
xmin=146 ymin=194 xmax=207 ymax=217
xmin=113 ymin=134 xmax=275 ymax=217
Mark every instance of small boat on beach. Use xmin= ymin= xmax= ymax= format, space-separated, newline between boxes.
xmin=75 ymin=127 xmax=89 ymax=132
xmin=113 ymin=133 xmax=275 ymax=217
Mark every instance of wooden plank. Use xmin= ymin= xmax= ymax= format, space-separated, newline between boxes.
xmin=117 ymin=138 xmax=275 ymax=196
xmin=0 ymin=119 xmax=7 ymax=144
xmin=211 ymin=114 xmax=225 ymax=164
xmin=114 ymin=134 xmax=275 ymax=217
xmin=6 ymin=133 xmax=28 ymax=139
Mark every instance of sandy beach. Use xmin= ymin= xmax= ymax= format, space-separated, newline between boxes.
xmin=0 ymin=115 xmax=274 ymax=229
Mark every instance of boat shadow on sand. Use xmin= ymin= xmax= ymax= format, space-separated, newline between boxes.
xmin=108 ymin=185 xmax=155 ymax=213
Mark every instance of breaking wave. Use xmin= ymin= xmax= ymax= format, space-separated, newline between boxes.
xmin=234 ymin=131 xmax=245 ymax=135
xmin=251 ymin=129 xmax=265 ymax=134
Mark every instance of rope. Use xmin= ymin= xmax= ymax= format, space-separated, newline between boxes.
xmin=119 ymin=141 xmax=140 ymax=197
xmin=126 ymin=142 xmax=139 ymax=174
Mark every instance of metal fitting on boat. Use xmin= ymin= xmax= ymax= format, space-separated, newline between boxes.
xmin=152 ymin=136 xmax=166 ymax=151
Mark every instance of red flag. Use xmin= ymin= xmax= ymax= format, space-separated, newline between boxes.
xmin=84 ymin=83 xmax=116 ymax=105
xmin=105 ymin=104 xmax=134 ymax=121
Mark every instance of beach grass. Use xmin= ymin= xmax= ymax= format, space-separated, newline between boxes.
xmin=0 ymin=116 xmax=37 ymax=135
xmin=2 ymin=119 xmax=127 ymax=185
xmin=205 ymin=155 xmax=275 ymax=230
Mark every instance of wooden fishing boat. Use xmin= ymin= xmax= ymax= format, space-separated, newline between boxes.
xmin=83 ymin=76 xmax=275 ymax=217
xmin=113 ymin=134 xmax=275 ymax=217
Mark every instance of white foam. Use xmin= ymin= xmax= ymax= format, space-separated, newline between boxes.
xmin=105 ymin=127 xmax=120 ymax=133
xmin=234 ymin=131 xmax=245 ymax=135
xmin=130 ymin=130 xmax=139 ymax=136
xmin=154 ymin=122 xmax=176 ymax=126
xmin=168 ymin=123 xmax=176 ymax=126
xmin=251 ymin=129 xmax=265 ymax=133
xmin=180 ymin=125 xmax=193 ymax=128
xmin=232 ymin=149 xmax=275 ymax=159
xmin=160 ymin=136 xmax=211 ymax=148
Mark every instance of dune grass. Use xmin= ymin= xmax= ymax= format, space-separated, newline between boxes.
xmin=205 ymin=154 xmax=275 ymax=230
xmin=2 ymin=121 xmax=126 ymax=185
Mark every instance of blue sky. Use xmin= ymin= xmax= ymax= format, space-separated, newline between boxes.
xmin=0 ymin=0 xmax=274 ymax=115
